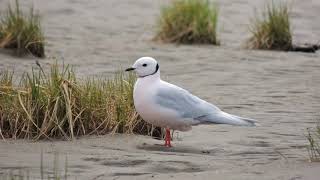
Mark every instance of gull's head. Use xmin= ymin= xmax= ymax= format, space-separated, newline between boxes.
xmin=126 ymin=57 xmax=159 ymax=78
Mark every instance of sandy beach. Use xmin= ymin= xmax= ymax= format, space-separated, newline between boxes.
xmin=0 ymin=0 xmax=319 ymax=179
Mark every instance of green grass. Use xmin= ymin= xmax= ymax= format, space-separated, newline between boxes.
xmin=0 ymin=0 xmax=45 ymax=57
xmin=307 ymin=121 xmax=320 ymax=162
xmin=155 ymin=0 xmax=219 ymax=44
xmin=0 ymin=62 xmax=156 ymax=140
xmin=247 ymin=1 xmax=292 ymax=50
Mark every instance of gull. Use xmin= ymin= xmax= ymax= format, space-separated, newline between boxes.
xmin=126 ymin=57 xmax=258 ymax=147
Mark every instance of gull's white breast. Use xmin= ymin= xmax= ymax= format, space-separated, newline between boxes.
xmin=133 ymin=79 xmax=192 ymax=131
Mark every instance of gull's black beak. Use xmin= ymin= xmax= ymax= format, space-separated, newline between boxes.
xmin=125 ymin=67 xmax=135 ymax=72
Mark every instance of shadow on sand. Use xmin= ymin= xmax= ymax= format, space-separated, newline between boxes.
xmin=136 ymin=143 xmax=224 ymax=156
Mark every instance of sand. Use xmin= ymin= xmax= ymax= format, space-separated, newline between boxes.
xmin=0 ymin=0 xmax=320 ymax=179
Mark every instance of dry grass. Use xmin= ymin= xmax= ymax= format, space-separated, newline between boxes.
xmin=306 ymin=121 xmax=320 ymax=162
xmin=0 ymin=62 xmax=158 ymax=140
xmin=0 ymin=0 xmax=45 ymax=57
xmin=247 ymin=1 xmax=292 ymax=50
xmin=155 ymin=0 xmax=219 ymax=44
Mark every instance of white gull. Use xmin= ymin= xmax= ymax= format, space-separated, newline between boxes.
xmin=126 ymin=57 xmax=258 ymax=147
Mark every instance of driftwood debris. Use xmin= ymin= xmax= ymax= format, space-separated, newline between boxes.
xmin=289 ymin=44 xmax=320 ymax=53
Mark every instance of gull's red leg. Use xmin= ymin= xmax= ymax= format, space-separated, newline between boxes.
xmin=164 ymin=129 xmax=168 ymax=146
xmin=164 ymin=128 xmax=172 ymax=147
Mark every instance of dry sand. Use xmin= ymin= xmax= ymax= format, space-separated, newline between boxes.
xmin=0 ymin=0 xmax=320 ymax=179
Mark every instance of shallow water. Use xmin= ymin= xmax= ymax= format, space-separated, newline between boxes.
xmin=0 ymin=0 xmax=319 ymax=179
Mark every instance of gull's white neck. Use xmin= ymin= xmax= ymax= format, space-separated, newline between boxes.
xmin=133 ymin=70 xmax=161 ymax=111
xmin=136 ymin=71 xmax=161 ymax=84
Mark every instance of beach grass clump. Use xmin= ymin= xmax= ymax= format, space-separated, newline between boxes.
xmin=0 ymin=62 xmax=154 ymax=140
xmin=0 ymin=0 xmax=45 ymax=57
xmin=155 ymin=0 xmax=219 ymax=44
xmin=247 ymin=1 xmax=292 ymax=50
xmin=306 ymin=121 xmax=320 ymax=162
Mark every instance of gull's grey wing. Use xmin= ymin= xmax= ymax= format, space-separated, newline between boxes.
xmin=155 ymin=83 xmax=257 ymax=126
xmin=155 ymin=84 xmax=220 ymax=120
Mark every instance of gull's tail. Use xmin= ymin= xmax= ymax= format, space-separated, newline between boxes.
xmin=228 ymin=113 xmax=259 ymax=126
xmin=199 ymin=111 xmax=259 ymax=126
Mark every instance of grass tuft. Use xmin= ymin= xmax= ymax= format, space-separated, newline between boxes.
xmin=247 ymin=1 xmax=292 ymax=50
xmin=155 ymin=0 xmax=219 ymax=44
xmin=0 ymin=0 xmax=45 ymax=57
xmin=306 ymin=121 xmax=320 ymax=162
xmin=0 ymin=62 xmax=157 ymax=140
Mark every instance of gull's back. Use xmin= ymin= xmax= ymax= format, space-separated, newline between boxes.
xmin=155 ymin=80 xmax=257 ymax=127
xmin=155 ymin=80 xmax=221 ymax=120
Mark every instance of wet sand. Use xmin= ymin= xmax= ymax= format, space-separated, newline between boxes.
xmin=0 ymin=0 xmax=320 ymax=179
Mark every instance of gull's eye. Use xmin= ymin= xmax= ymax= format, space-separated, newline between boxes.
xmin=142 ymin=63 xmax=147 ymax=67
